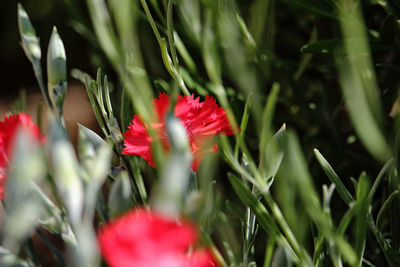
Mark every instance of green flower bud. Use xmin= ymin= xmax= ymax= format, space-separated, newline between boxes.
xmin=52 ymin=140 xmax=83 ymax=224
xmin=17 ymin=3 xmax=41 ymax=61
xmin=165 ymin=112 xmax=190 ymax=152
xmin=151 ymin=113 xmax=193 ymax=216
xmin=47 ymin=27 xmax=67 ymax=115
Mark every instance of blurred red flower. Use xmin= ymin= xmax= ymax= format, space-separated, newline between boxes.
xmin=0 ymin=113 xmax=44 ymax=199
xmin=98 ymin=208 xmax=219 ymax=267
xmin=122 ymin=93 xmax=236 ymax=171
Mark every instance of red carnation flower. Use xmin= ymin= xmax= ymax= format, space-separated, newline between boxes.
xmin=0 ymin=113 xmax=44 ymax=199
xmin=98 ymin=208 xmax=219 ymax=267
xmin=122 ymin=93 xmax=236 ymax=171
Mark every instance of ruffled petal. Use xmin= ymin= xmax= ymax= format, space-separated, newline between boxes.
xmin=175 ymin=94 xmax=202 ymax=122
xmin=122 ymin=115 xmax=155 ymax=167
xmin=153 ymin=92 xmax=171 ymax=121
xmin=98 ymin=208 xmax=217 ymax=267
xmin=187 ymin=96 xmax=235 ymax=137
xmin=0 ymin=113 xmax=44 ymax=200
xmin=122 ymin=93 xmax=237 ymax=171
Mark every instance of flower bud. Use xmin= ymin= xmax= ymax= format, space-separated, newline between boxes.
xmin=47 ymin=27 xmax=67 ymax=115
xmin=17 ymin=3 xmax=41 ymax=61
xmin=52 ymin=140 xmax=83 ymax=224
xmin=151 ymin=113 xmax=192 ymax=216
xmin=165 ymin=112 xmax=190 ymax=152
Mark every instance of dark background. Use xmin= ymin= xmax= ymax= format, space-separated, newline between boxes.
xmin=0 ymin=0 xmax=94 ymax=97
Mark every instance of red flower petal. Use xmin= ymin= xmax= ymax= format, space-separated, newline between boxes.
xmin=122 ymin=93 xmax=237 ymax=171
xmin=153 ymin=92 xmax=171 ymax=121
xmin=189 ymin=249 xmax=219 ymax=267
xmin=0 ymin=113 xmax=44 ymax=199
xmin=98 ymin=208 xmax=219 ymax=267
xmin=122 ymin=115 xmax=155 ymax=167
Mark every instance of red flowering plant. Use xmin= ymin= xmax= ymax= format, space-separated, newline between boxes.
xmin=0 ymin=113 xmax=44 ymax=199
xmin=98 ymin=208 xmax=219 ymax=267
xmin=11 ymin=1 xmax=390 ymax=266
xmin=122 ymin=93 xmax=236 ymax=171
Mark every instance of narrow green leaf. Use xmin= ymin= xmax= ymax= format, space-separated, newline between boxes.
xmin=367 ymin=159 xmax=394 ymax=205
xmin=389 ymin=171 xmax=400 ymax=252
xmin=337 ymin=2 xmax=390 ymax=162
xmin=271 ymin=246 xmax=293 ymax=267
xmin=314 ymin=149 xmax=354 ymax=205
xmin=376 ymin=191 xmax=400 ymax=231
xmin=264 ymin=124 xmax=286 ymax=182
xmin=78 ymin=123 xmax=107 ymax=150
xmin=120 ymin=87 xmax=133 ymax=131
xmin=84 ymin=76 xmax=108 ymax=137
xmin=259 ymin=83 xmax=280 ymax=168
xmin=228 ymin=173 xmax=279 ymax=236
xmin=202 ymin=9 xmax=221 ymax=85
xmin=354 ymin=172 xmax=369 ymax=267
xmin=199 ymin=181 xmax=219 ymax=231
xmin=35 ymin=229 xmax=67 ymax=267
xmin=167 ymin=0 xmax=178 ymax=68
xmin=234 ymin=95 xmax=251 ymax=159
xmin=108 ymin=170 xmax=133 ymax=218
xmin=177 ymin=0 xmax=201 ymax=44
xmin=286 ymin=132 xmax=356 ymax=265
xmin=86 ymin=0 xmax=121 ymax=67
xmin=338 ymin=203 xmax=357 ymax=235
xmin=174 ymin=32 xmax=196 ymax=72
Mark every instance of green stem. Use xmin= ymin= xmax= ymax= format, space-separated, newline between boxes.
xmin=32 ymin=59 xmax=53 ymax=110
xmin=367 ymin=158 xmax=394 ymax=204
xmin=263 ymin=236 xmax=276 ymax=267
xmin=36 ymin=228 xmax=68 ymax=267
xmin=167 ymin=0 xmax=178 ymax=68
xmin=243 ymin=206 xmax=256 ymax=265
xmin=263 ymin=192 xmax=307 ymax=263
xmin=139 ymin=0 xmax=163 ymax=46
xmin=367 ymin=213 xmax=400 ymax=265
xmin=23 ymin=237 xmax=40 ymax=266
xmin=203 ymin=234 xmax=228 ymax=267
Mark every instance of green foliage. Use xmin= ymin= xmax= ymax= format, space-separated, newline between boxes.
xmin=6 ymin=0 xmax=400 ymax=266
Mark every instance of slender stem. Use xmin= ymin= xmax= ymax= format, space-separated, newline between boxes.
xmin=23 ymin=237 xmax=40 ymax=266
xmin=203 ymin=234 xmax=228 ymax=267
xmin=167 ymin=0 xmax=178 ymax=68
xmin=32 ymin=58 xmax=52 ymax=109
xmin=243 ymin=206 xmax=256 ymax=265
xmin=263 ymin=236 xmax=276 ymax=267
xmin=160 ymin=39 xmax=190 ymax=95
xmin=36 ymin=228 xmax=68 ymax=267
xmin=367 ymin=213 xmax=400 ymax=265
xmin=367 ymin=158 xmax=394 ymax=204
xmin=263 ymin=192 xmax=305 ymax=262
xmin=139 ymin=0 xmax=163 ymax=46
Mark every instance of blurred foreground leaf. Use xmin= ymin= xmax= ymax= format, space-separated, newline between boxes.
xmin=2 ymin=130 xmax=46 ymax=253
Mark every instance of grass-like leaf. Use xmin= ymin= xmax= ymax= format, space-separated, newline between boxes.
xmin=314 ymin=149 xmax=354 ymax=205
